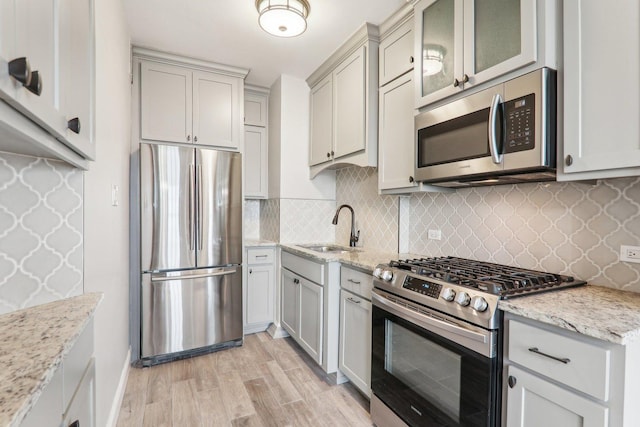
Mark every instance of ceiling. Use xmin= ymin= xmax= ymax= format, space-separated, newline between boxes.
xmin=123 ymin=0 xmax=408 ymax=87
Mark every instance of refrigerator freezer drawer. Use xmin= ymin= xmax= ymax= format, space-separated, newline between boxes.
xmin=141 ymin=266 xmax=243 ymax=359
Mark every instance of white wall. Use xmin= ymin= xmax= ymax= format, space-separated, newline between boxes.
xmin=268 ymin=75 xmax=335 ymax=200
xmin=84 ymin=0 xmax=131 ymax=425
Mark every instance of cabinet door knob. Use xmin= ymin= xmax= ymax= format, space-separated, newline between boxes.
xmin=508 ymin=376 xmax=517 ymax=388
xmin=410 ymin=56 xmax=414 ymax=64
xmin=194 ymin=136 xmax=198 ymax=142
xmin=187 ymin=135 xmax=191 ymax=142
xmin=326 ymin=152 xmax=330 ymax=158
xmin=565 ymin=154 xmax=573 ymax=166
xmin=68 ymin=117 xmax=81 ymax=134
xmin=249 ymin=269 xmax=252 ymax=274
xmin=8 ymin=57 xmax=31 ymax=85
xmin=330 ymin=150 xmax=334 ymax=157
xmin=25 ymin=70 xmax=42 ymax=96
xmin=409 ymin=176 xmax=414 ymax=183
xmin=453 ymin=74 xmax=469 ymax=88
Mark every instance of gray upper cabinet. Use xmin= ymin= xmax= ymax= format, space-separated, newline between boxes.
xmin=136 ymin=48 xmax=248 ymax=151
xmin=559 ymin=0 xmax=640 ymax=181
xmin=414 ymin=0 xmax=557 ymax=109
xmin=0 ymin=0 xmax=94 ymax=168
xmin=244 ymin=86 xmax=269 ymax=199
xmin=307 ymin=23 xmax=379 ymax=177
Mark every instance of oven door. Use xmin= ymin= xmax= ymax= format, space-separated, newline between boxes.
xmin=371 ymin=290 xmax=501 ymax=427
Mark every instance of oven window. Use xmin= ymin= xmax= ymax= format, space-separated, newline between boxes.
xmin=385 ymin=320 xmax=462 ymax=423
xmin=417 ymin=108 xmax=492 ymax=167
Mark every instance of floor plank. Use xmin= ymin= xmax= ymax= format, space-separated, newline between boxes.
xmin=197 ymin=387 xmax=231 ymax=427
xmin=244 ymin=377 xmax=291 ymax=427
xmin=116 ymin=332 xmax=372 ymax=427
xmin=171 ymin=379 xmax=202 ymax=426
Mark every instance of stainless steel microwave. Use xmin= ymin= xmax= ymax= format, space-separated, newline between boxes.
xmin=415 ymin=68 xmax=557 ymax=188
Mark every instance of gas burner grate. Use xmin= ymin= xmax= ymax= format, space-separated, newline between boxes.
xmin=390 ymin=256 xmax=584 ymax=297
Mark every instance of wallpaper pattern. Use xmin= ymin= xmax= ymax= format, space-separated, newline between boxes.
xmin=0 ymin=153 xmax=83 ymax=314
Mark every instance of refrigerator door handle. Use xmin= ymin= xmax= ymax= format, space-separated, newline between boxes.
xmin=189 ymin=164 xmax=196 ymax=251
xmin=150 ymin=267 xmax=238 ymax=282
xmin=197 ymin=164 xmax=203 ymax=251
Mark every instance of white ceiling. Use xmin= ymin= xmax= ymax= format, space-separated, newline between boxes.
xmin=123 ymin=0 xmax=407 ymax=87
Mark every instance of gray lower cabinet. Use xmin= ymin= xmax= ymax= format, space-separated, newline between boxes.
xmin=21 ymin=319 xmax=95 ymax=427
xmin=504 ymin=313 xmax=640 ymax=427
xmin=281 ymin=267 xmax=323 ymax=365
xmin=280 ymin=250 xmax=343 ymax=382
xmin=506 ymin=365 xmax=607 ymax=427
xmin=338 ymin=265 xmax=373 ymax=397
xmin=339 ymin=289 xmax=371 ymax=396
xmin=244 ymin=246 xmax=276 ymax=334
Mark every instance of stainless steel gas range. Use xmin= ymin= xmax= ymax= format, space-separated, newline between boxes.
xmin=370 ymin=256 xmax=585 ymax=427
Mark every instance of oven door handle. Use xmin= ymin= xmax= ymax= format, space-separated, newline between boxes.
xmin=372 ymin=291 xmax=495 ymax=358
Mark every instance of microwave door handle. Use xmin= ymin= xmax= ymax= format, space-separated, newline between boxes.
xmin=488 ymin=93 xmax=503 ymax=164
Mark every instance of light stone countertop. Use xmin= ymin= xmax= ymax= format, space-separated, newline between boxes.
xmin=279 ymin=243 xmax=420 ymax=272
xmin=0 ymin=293 xmax=103 ymax=427
xmin=499 ymin=285 xmax=640 ymax=345
xmin=245 ymin=239 xmax=278 ymax=247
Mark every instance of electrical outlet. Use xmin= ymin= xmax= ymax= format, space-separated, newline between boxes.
xmin=620 ymin=245 xmax=640 ymax=263
xmin=428 ymin=229 xmax=442 ymax=240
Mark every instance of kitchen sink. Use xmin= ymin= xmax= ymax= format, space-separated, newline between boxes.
xmin=299 ymin=244 xmax=362 ymax=254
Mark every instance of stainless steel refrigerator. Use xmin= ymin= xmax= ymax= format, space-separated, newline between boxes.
xmin=137 ymin=143 xmax=243 ymax=364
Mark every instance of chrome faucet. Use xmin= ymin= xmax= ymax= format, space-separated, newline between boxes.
xmin=332 ymin=204 xmax=360 ymax=247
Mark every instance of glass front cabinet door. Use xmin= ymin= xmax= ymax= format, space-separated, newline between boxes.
xmin=415 ymin=0 xmax=537 ymax=108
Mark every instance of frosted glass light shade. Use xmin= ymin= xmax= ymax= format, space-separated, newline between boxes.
xmin=423 ymin=45 xmax=445 ymax=76
xmin=256 ymin=0 xmax=310 ymax=38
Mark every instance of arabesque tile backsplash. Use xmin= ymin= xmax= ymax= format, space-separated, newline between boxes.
xmin=252 ymin=167 xmax=640 ymax=293
xmin=409 ymin=178 xmax=640 ymax=293
xmin=0 ymin=153 xmax=83 ymax=314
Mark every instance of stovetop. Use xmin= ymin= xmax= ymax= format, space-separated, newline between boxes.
xmin=388 ymin=256 xmax=584 ymax=298
xmin=372 ymin=256 xmax=586 ymax=330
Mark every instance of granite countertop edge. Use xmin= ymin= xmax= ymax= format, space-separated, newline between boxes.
xmin=2 ymin=292 xmax=103 ymax=427
xmin=499 ymin=285 xmax=640 ymax=346
xmin=279 ymin=243 xmax=415 ymax=272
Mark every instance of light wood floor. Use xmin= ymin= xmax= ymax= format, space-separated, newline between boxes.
xmin=116 ymin=332 xmax=373 ymax=427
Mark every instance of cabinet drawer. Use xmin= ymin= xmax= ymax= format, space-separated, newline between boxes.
xmin=63 ymin=318 xmax=94 ymax=411
xmin=282 ymin=251 xmax=324 ymax=285
xmin=247 ymin=247 xmax=274 ymax=264
xmin=340 ymin=266 xmax=373 ymax=300
xmin=379 ymin=18 xmax=413 ymax=86
xmin=508 ymin=319 xmax=611 ymax=401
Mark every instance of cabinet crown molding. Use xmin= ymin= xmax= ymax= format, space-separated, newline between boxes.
xmin=306 ymin=22 xmax=380 ymax=87
xmin=245 ymin=84 xmax=270 ymax=96
xmin=132 ymin=46 xmax=249 ymax=79
xmin=379 ymin=3 xmax=414 ymax=38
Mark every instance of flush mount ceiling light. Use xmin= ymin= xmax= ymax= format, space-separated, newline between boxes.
xmin=256 ymin=0 xmax=310 ymax=38
xmin=423 ymin=44 xmax=445 ymax=76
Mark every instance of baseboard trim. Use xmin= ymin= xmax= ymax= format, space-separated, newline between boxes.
xmin=267 ymin=323 xmax=290 ymax=339
xmin=106 ymin=347 xmax=132 ymax=427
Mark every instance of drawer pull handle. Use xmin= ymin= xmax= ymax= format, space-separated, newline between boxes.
xmin=347 ymin=279 xmax=361 ymax=284
xmin=347 ymin=297 xmax=361 ymax=304
xmin=255 ymin=255 xmax=268 ymax=258
xmin=528 ymin=347 xmax=570 ymax=364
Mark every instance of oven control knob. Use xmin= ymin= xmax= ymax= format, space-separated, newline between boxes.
xmin=373 ymin=267 xmax=383 ymax=279
xmin=471 ymin=296 xmax=488 ymax=312
xmin=381 ymin=270 xmax=394 ymax=282
xmin=441 ymin=288 xmax=456 ymax=301
xmin=455 ymin=291 xmax=470 ymax=306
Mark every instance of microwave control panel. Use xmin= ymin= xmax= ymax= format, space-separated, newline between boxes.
xmin=504 ymin=93 xmax=535 ymax=153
